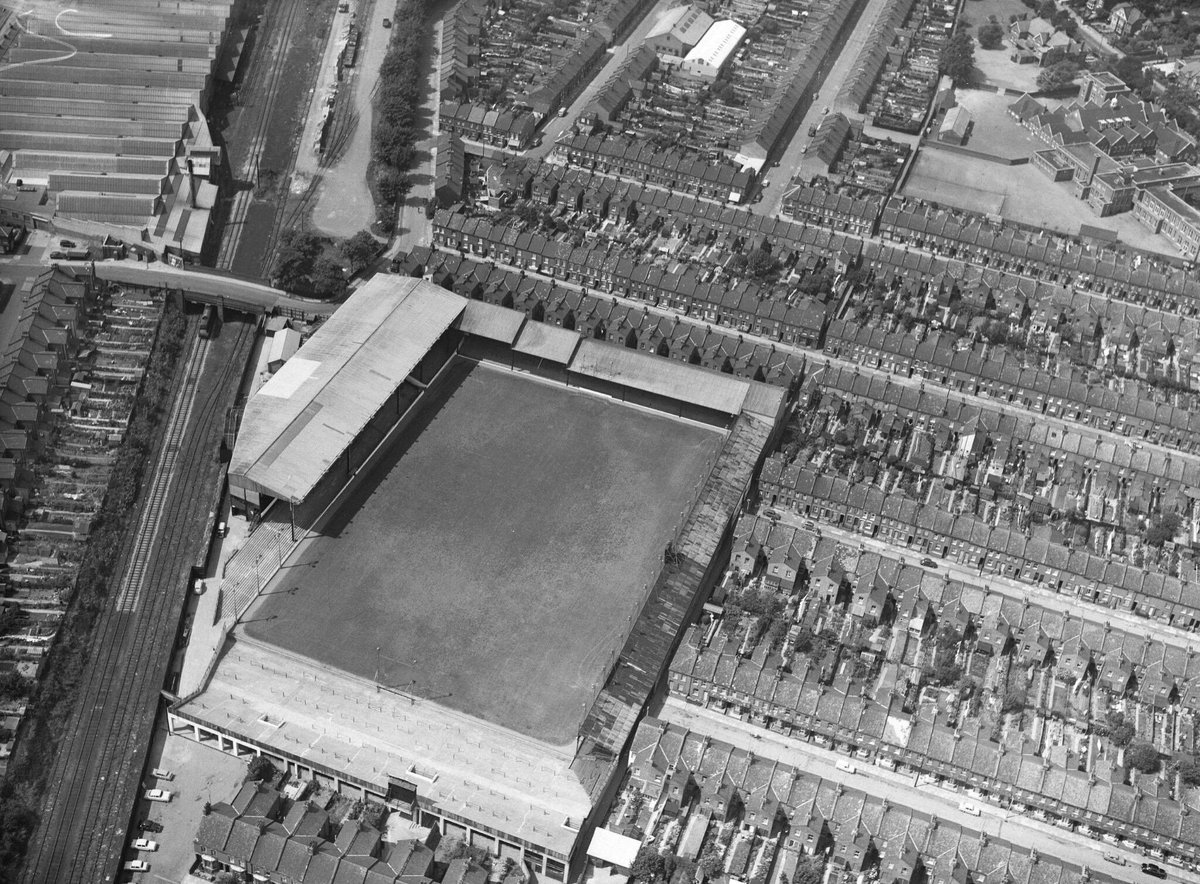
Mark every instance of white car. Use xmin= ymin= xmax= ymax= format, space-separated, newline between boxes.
xmin=959 ymin=802 xmax=981 ymax=816
xmin=835 ymin=759 xmax=856 ymax=774
xmin=124 ymin=860 xmax=150 ymax=872
xmin=144 ymin=789 xmax=172 ymax=802
xmin=131 ymin=838 xmax=158 ymax=851
xmin=151 ymin=767 xmax=173 ymax=781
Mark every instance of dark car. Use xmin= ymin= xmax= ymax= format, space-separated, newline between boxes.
xmin=921 ymin=558 xmax=937 ymax=568
xmin=382 ymin=17 xmax=391 ymax=26
xmin=138 ymin=819 xmax=163 ymax=833
xmin=1142 ymin=863 xmax=1167 ymax=879
xmin=59 ymin=239 xmax=77 ymax=248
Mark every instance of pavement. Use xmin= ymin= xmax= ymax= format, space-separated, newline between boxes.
xmin=659 ymin=697 xmax=1199 ymax=883
xmin=782 ymin=516 xmax=1200 ymax=655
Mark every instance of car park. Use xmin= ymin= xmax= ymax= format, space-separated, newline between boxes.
xmin=144 ymin=789 xmax=172 ymax=802
xmin=131 ymin=838 xmax=158 ymax=851
xmin=1141 ymin=863 xmax=1166 ymax=878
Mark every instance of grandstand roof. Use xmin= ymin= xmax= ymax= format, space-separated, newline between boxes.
xmin=570 ymin=338 xmax=749 ymax=415
xmin=456 ymin=299 xmax=526 ymax=343
xmin=230 ymin=277 xmax=465 ymax=503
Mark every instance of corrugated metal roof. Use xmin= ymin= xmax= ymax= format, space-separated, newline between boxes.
xmin=456 ymin=299 xmax=526 ymax=344
xmin=512 ymin=321 xmax=580 ymax=364
xmin=230 ymin=277 xmax=465 ymax=503
xmin=569 ymin=339 xmax=748 ymax=415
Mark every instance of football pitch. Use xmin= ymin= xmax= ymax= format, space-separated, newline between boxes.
xmin=244 ymin=360 xmax=723 ymax=744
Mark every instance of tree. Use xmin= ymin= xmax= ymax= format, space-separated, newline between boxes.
xmin=215 ymin=873 xmax=241 ymax=884
xmin=746 ymin=246 xmax=779 ymax=279
xmin=1127 ymin=741 xmax=1162 ymax=774
xmin=1002 ymin=684 xmax=1027 ymax=713
xmin=939 ymin=31 xmax=976 ymax=87
xmin=0 ymin=671 xmax=31 ymax=701
xmin=274 ymin=229 xmax=322 ymax=291
xmin=342 ymin=230 xmax=379 ymax=273
xmin=246 ymin=755 xmax=277 ymax=783
xmin=1145 ymin=512 xmax=1182 ymax=547
xmin=1037 ymin=0 xmax=1057 ymax=18
xmin=631 ymin=846 xmax=668 ymax=882
xmin=698 ymin=846 xmax=724 ymax=880
xmin=793 ymin=856 xmax=825 ymax=884
xmin=1109 ymin=718 xmax=1136 ymax=748
xmin=310 ymin=256 xmax=347 ymax=300
xmin=1177 ymin=755 xmax=1200 ymax=785
xmin=978 ymin=21 xmax=1005 ymax=48
xmin=1036 ymin=60 xmax=1080 ymax=93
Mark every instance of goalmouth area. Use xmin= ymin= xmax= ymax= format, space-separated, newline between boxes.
xmin=242 ymin=359 xmax=724 ymax=745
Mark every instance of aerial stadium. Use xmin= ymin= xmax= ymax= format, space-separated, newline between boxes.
xmin=169 ymin=275 xmax=786 ymax=880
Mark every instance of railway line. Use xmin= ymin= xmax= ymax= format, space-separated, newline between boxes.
xmin=216 ymin=0 xmax=306 ymax=273
xmin=19 ymin=317 xmax=255 ymax=884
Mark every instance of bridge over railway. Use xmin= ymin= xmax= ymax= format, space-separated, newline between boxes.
xmin=60 ymin=260 xmax=339 ymax=319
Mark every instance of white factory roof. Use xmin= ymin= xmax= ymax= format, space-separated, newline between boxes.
xmin=229 ymin=277 xmax=465 ymax=503
xmin=587 ymin=829 xmax=642 ymax=868
xmin=683 ymin=20 xmax=746 ymax=71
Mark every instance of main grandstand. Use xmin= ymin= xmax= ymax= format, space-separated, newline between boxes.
xmin=0 ymin=0 xmax=241 ymax=260
xmin=170 ymin=276 xmax=785 ymax=880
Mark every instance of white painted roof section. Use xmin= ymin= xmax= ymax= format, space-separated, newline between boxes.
xmin=513 ymin=321 xmax=581 ymax=364
xmin=570 ymin=339 xmax=749 ymax=415
xmin=267 ymin=327 xmax=302 ymax=367
xmin=456 ymin=299 xmax=526 ymax=344
xmin=683 ymin=20 xmax=746 ymax=70
xmin=587 ymin=829 xmax=642 ymax=867
xmin=230 ymin=276 xmax=465 ymax=502
xmin=177 ymin=636 xmax=591 ymax=859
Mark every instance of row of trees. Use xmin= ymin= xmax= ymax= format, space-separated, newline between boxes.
xmin=275 ymin=228 xmax=380 ymax=299
xmin=0 ymin=298 xmax=189 ymax=879
xmin=372 ymin=0 xmax=429 ymax=231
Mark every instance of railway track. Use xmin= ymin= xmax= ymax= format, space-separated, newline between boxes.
xmin=216 ymin=0 xmax=306 ymax=272
xmin=19 ymin=317 xmax=255 ymax=884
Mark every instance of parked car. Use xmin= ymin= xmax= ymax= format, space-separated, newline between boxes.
xmin=959 ymin=803 xmax=981 ymax=816
xmin=382 ymin=17 xmax=391 ymax=26
xmin=124 ymin=861 xmax=150 ymax=873
xmin=763 ymin=509 xmax=780 ymax=522
xmin=1141 ymin=863 xmax=1166 ymax=879
xmin=144 ymin=789 xmax=172 ymax=802
xmin=920 ymin=558 xmax=937 ymax=568
xmin=151 ymin=767 xmax=173 ymax=781
xmin=835 ymin=759 xmax=856 ymax=774
xmin=131 ymin=839 xmax=158 ymax=851
xmin=59 ymin=239 xmax=77 ymax=248
xmin=138 ymin=819 xmax=163 ymax=833
xmin=808 ymin=125 xmax=817 ymax=136
xmin=1103 ymin=853 xmax=1126 ymax=865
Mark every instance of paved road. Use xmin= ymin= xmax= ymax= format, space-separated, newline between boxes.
xmin=783 ymin=516 xmax=1200 ymax=654
xmin=660 ymin=697 xmax=1198 ymax=883
xmin=753 ymin=0 xmax=916 ymax=216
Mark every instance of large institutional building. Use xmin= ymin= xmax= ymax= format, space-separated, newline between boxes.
xmin=170 ymin=276 xmax=785 ymax=882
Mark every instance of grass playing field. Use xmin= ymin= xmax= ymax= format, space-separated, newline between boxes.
xmin=243 ymin=360 xmax=723 ymax=745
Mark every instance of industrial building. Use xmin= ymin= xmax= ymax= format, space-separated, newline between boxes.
xmin=681 ymin=19 xmax=746 ymax=80
xmin=0 ymin=0 xmax=243 ymax=261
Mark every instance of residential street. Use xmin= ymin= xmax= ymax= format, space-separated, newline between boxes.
xmin=660 ymin=698 xmax=1199 ymax=883
xmin=779 ymin=517 xmax=1200 ymax=654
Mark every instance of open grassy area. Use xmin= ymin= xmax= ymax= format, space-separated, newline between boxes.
xmin=244 ymin=361 xmax=723 ymax=745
